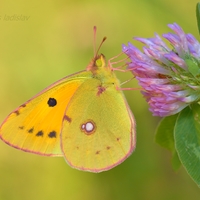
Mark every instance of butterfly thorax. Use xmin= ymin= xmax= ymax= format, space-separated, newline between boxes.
xmin=86 ymin=54 xmax=120 ymax=88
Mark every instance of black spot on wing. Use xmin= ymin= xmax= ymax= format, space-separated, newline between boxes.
xmin=28 ymin=127 xmax=34 ymax=133
xmin=36 ymin=130 xmax=44 ymax=137
xmin=48 ymin=131 xmax=56 ymax=138
xmin=47 ymin=98 xmax=57 ymax=107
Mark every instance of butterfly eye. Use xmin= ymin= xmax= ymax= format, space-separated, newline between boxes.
xmin=47 ymin=98 xmax=57 ymax=107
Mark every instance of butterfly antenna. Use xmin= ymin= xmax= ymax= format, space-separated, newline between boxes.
xmin=93 ymin=26 xmax=97 ymax=56
xmin=93 ymin=26 xmax=107 ymax=57
xmin=96 ymin=36 xmax=107 ymax=57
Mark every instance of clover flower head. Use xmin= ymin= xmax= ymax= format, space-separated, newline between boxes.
xmin=123 ymin=23 xmax=200 ymax=117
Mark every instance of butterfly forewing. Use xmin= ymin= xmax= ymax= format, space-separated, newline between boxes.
xmin=0 ymin=71 xmax=91 ymax=156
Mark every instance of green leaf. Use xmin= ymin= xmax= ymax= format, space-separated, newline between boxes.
xmin=196 ymin=2 xmax=200 ymax=35
xmin=155 ymin=114 xmax=181 ymax=170
xmin=174 ymin=104 xmax=200 ymax=187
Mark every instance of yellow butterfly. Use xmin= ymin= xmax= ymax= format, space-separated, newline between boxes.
xmin=0 ymin=36 xmax=136 ymax=173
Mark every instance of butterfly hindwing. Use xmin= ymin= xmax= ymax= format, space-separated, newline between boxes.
xmin=61 ymin=78 xmax=136 ymax=172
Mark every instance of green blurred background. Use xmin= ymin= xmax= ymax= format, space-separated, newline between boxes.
xmin=0 ymin=0 xmax=200 ymax=199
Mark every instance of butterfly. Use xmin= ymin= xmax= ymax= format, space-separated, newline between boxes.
xmin=0 ymin=33 xmax=136 ymax=173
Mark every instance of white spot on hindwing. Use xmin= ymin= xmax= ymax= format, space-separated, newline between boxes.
xmin=81 ymin=124 xmax=85 ymax=129
xmin=86 ymin=122 xmax=94 ymax=132
xmin=80 ymin=120 xmax=96 ymax=135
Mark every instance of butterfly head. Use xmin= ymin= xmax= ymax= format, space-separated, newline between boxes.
xmin=86 ymin=54 xmax=120 ymax=87
xmin=95 ymin=54 xmax=106 ymax=69
xmin=86 ymin=54 xmax=106 ymax=72
xmin=87 ymin=30 xmax=108 ymax=74
xmin=86 ymin=28 xmax=119 ymax=86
